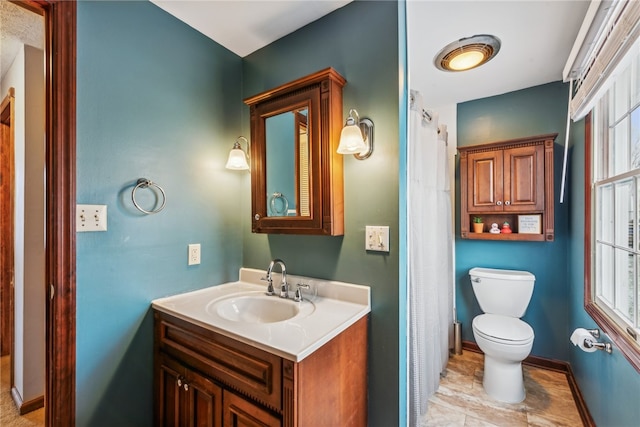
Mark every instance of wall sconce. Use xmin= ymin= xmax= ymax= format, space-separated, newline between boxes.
xmin=337 ymin=109 xmax=374 ymax=160
xmin=225 ymin=136 xmax=250 ymax=170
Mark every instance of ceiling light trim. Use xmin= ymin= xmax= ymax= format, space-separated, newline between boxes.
xmin=434 ymin=34 xmax=501 ymax=72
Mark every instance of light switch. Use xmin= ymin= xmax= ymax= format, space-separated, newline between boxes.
xmin=365 ymin=226 xmax=389 ymax=252
xmin=76 ymin=204 xmax=107 ymax=232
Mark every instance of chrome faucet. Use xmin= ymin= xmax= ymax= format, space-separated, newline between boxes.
xmin=265 ymin=259 xmax=288 ymax=298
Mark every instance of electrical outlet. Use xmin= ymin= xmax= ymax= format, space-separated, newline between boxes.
xmin=76 ymin=204 xmax=107 ymax=232
xmin=365 ymin=226 xmax=390 ymax=252
xmin=188 ymin=244 xmax=201 ymax=265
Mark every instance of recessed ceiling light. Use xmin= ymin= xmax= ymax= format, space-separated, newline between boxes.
xmin=434 ymin=34 xmax=501 ymax=72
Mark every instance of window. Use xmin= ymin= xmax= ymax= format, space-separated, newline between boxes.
xmin=587 ymin=46 xmax=640 ymax=371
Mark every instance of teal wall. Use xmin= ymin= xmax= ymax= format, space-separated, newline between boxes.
xmin=242 ymin=1 xmax=400 ymax=426
xmin=568 ymin=120 xmax=640 ymax=425
xmin=76 ymin=1 xmax=243 ymax=425
xmin=456 ymin=81 xmax=571 ymax=360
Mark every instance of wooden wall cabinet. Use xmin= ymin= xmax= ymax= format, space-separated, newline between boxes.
xmin=459 ymin=134 xmax=556 ymax=241
xmin=154 ymin=311 xmax=368 ymax=427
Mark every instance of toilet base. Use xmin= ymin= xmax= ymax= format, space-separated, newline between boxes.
xmin=482 ymin=355 xmax=525 ymax=403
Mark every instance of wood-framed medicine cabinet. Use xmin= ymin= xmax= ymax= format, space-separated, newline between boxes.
xmin=244 ymin=67 xmax=346 ymax=235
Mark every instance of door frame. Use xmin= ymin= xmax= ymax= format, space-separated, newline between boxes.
xmin=18 ymin=0 xmax=77 ymax=425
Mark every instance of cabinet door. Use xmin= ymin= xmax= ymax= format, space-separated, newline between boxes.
xmin=157 ymin=354 xmax=223 ymax=427
xmin=503 ymin=145 xmax=544 ymax=212
xmin=158 ymin=356 xmax=184 ymax=427
xmin=184 ymin=369 xmax=223 ymax=427
xmin=467 ymin=150 xmax=503 ymax=212
xmin=223 ymin=391 xmax=280 ymax=427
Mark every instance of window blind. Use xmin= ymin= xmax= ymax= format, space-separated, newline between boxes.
xmin=568 ymin=0 xmax=640 ymax=120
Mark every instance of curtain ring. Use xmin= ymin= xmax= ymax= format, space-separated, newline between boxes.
xmin=269 ymin=192 xmax=289 ymax=216
xmin=132 ymin=178 xmax=166 ymax=214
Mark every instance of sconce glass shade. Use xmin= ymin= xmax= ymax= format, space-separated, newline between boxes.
xmin=225 ymin=137 xmax=250 ymax=170
xmin=337 ymin=109 xmax=374 ymax=160
xmin=337 ymin=122 xmax=367 ymax=154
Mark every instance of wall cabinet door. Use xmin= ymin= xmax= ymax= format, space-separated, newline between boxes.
xmin=503 ymin=144 xmax=544 ymax=212
xmin=467 ymin=149 xmax=503 ymax=213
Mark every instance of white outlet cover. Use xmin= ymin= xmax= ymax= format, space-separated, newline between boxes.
xmin=365 ymin=226 xmax=390 ymax=252
xmin=188 ymin=243 xmax=201 ymax=266
xmin=76 ymin=204 xmax=107 ymax=232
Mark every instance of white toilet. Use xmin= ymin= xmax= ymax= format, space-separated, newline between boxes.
xmin=469 ymin=267 xmax=535 ymax=403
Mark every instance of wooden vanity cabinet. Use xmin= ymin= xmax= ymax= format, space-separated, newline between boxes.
xmin=154 ymin=311 xmax=368 ymax=427
xmin=459 ymin=134 xmax=556 ymax=241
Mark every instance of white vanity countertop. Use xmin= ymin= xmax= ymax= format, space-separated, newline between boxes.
xmin=151 ymin=268 xmax=371 ymax=362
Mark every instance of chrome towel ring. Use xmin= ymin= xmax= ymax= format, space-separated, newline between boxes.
xmin=132 ymin=178 xmax=166 ymax=215
xmin=269 ymin=192 xmax=289 ymax=216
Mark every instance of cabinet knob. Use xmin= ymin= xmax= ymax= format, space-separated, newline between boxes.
xmin=177 ymin=378 xmax=182 ymax=388
xmin=496 ymin=201 xmax=502 ymax=206
xmin=183 ymin=383 xmax=189 ymax=391
xmin=254 ymin=214 xmax=260 ymax=220
xmin=505 ymin=200 xmax=511 ymax=206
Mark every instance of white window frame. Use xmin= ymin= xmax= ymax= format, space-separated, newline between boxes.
xmin=587 ymin=45 xmax=640 ymax=372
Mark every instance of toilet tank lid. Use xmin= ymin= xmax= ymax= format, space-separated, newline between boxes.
xmin=469 ymin=267 xmax=535 ymax=281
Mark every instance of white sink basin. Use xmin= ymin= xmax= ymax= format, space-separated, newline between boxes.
xmin=207 ymin=292 xmax=310 ymax=324
xmin=152 ymin=268 xmax=370 ymax=361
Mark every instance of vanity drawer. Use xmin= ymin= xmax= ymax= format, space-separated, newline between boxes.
xmin=155 ymin=311 xmax=282 ymax=411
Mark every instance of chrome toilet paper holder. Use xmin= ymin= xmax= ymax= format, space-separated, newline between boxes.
xmin=584 ymin=329 xmax=612 ymax=354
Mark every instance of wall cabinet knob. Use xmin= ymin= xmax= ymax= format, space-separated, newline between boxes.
xmin=505 ymin=200 xmax=511 ymax=206
xmin=183 ymin=383 xmax=189 ymax=391
xmin=177 ymin=378 xmax=182 ymax=388
xmin=496 ymin=201 xmax=502 ymax=206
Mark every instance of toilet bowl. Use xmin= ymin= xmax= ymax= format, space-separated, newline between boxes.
xmin=472 ymin=314 xmax=534 ymax=403
xmin=469 ymin=267 xmax=535 ymax=403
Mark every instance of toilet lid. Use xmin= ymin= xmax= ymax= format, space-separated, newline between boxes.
xmin=473 ymin=314 xmax=534 ymax=343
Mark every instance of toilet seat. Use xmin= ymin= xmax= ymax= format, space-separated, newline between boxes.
xmin=473 ymin=314 xmax=534 ymax=345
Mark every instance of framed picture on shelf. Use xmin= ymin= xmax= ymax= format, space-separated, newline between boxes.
xmin=518 ymin=215 xmax=541 ymax=234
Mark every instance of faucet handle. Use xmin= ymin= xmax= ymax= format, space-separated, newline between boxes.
xmin=261 ymin=276 xmax=275 ymax=295
xmin=294 ymin=283 xmax=310 ymax=302
xmin=279 ymin=280 xmax=289 ymax=299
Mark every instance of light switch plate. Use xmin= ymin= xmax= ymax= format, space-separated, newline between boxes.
xmin=365 ymin=226 xmax=389 ymax=252
xmin=76 ymin=204 xmax=107 ymax=232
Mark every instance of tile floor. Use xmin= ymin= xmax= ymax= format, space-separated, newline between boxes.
xmin=422 ymin=350 xmax=584 ymax=426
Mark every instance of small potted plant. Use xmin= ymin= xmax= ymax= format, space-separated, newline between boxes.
xmin=472 ymin=216 xmax=484 ymax=233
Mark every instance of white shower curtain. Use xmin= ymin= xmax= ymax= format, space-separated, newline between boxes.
xmin=408 ymin=90 xmax=454 ymax=426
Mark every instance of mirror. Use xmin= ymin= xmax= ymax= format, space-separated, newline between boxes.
xmin=244 ymin=68 xmax=346 ymax=235
xmin=265 ymin=108 xmax=309 ymax=217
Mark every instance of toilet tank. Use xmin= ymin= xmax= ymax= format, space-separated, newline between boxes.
xmin=469 ymin=267 xmax=535 ymax=317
